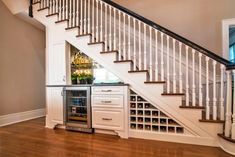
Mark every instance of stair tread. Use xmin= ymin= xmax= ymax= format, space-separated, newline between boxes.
xmin=88 ymin=41 xmax=104 ymax=45
xmin=46 ymin=13 xmax=58 ymax=17
xmin=100 ymin=50 xmax=118 ymax=54
xmin=179 ymin=106 xmax=205 ymax=109
xmin=55 ymin=19 xmax=68 ymax=23
xmin=162 ymin=93 xmax=185 ymax=96
xmin=199 ymin=119 xmax=224 ymax=123
xmin=66 ymin=26 xmax=80 ymax=30
xmin=114 ymin=60 xmax=133 ymax=63
xmin=33 ymin=2 xmax=40 ymax=5
xmin=38 ymin=7 xmax=49 ymax=11
xmin=128 ymin=70 xmax=148 ymax=73
xmin=181 ymin=101 xmax=204 ymax=109
xmin=144 ymin=81 xmax=166 ymax=84
xmin=218 ymin=133 xmax=235 ymax=143
xmin=76 ymin=33 xmax=91 ymax=37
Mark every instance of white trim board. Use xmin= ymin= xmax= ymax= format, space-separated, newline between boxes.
xmin=0 ymin=108 xmax=46 ymax=127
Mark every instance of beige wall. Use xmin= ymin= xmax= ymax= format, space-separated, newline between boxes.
xmin=0 ymin=1 xmax=45 ymax=116
xmin=113 ymin=0 xmax=235 ymax=57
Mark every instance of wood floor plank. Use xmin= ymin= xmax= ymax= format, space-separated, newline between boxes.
xmin=0 ymin=118 xmax=233 ymax=157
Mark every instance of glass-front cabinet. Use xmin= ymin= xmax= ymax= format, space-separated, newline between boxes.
xmin=63 ymin=86 xmax=92 ymax=133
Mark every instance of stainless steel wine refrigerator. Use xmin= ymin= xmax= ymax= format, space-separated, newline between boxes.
xmin=63 ymin=86 xmax=93 ymax=133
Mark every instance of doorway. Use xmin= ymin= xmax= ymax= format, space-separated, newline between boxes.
xmin=222 ymin=18 xmax=235 ymax=62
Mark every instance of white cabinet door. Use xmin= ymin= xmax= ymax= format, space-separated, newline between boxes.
xmin=92 ymin=108 xmax=124 ymax=131
xmin=48 ymin=42 xmax=66 ymax=85
xmin=47 ymin=87 xmax=64 ymax=125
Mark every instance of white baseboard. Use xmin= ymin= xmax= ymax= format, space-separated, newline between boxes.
xmin=0 ymin=108 xmax=46 ymax=127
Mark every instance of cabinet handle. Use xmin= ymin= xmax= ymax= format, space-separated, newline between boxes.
xmin=101 ymin=90 xmax=112 ymax=92
xmin=101 ymin=101 xmax=112 ymax=103
xmin=102 ymin=118 xmax=112 ymax=121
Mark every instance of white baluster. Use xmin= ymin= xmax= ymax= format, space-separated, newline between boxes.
xmin=232 ymin=70 xmax=235 ymax=139
xmin=69 ymin=0 xmax=72 ymax=27
xmin=113 ymin=8 xmax=116 ymax=50
xmin=185 ymin=46 xmax=189 ymax=106
xmin=96 ymin=0 xmax=99 ymax=41
xmin=192 ymin=49 xmax=196 ymax=106
xmin=220 ymin=65 xmax=225 ymax=121
xmin=73 ymin=0 xmax=76 ymax=27
xmin=80 ymin=0 xmax=83 ymax=34
xmin=123 ymin=13 xmax=126 ymax=60
xmin=179 ymin=42 xmax=183 ymax=93
xmin=86 ymin=0 xmax=89 ymax=32
xmin=149 ymin=27 xmax=153 ymax=81
xmin=155 ymin=30 xmax=158 ymax=81
xmin=212 ymin=61 xmax=217 ymax=120
xmin=144 ymin=24 xmax=147 ymax=70
xmin=166 ymin=36 xmax=170 ymax=93
xmin=160 ymin=32 xmax=164 ymax=81
xmin=84 ymin=0 xmax=87 ymax=33
xmin=199 ymin=53 xmax=203 ymax=107
xmin=100 ymin=1 xmax=103 ymax=42
xmin=225 ymin=70 xmax=232 ymax=137
xmin=105 ymin=3 xmax=108 ymax=50
xmin=118 ymin=10 xmax=121 ymax=60
xmin=76 ymin=0 xmax=79 ymax=27
xmin=138 ymin=21 xmax=142 ymax=70
xmin=133 ymin=19 xmax=136 ymax=71
xmin=206 ymin=57 xmax=210 ymax=120
xmin=173 ymin=39 xmax=176 ymax=93
xmin=109 ymin=5 xmax=112 ymax=50
xmin=91 ymin=0 xmax=95 ymax=39
xmin=128 ymin=16 xmax=131 ymax=60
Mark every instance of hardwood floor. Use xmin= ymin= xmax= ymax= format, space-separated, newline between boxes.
xmin=0 ymin=118 xmax=233 ymax=157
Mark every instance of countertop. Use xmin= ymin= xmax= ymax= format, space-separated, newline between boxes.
xmin=46 ymin=83 xmax=129 ymax=87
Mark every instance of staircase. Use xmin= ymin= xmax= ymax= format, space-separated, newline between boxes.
xmin=30 ymin=0 xmax=235 ymax=154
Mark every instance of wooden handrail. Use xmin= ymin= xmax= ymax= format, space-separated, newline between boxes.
xmin=101 ymin=0 xmax=235 ymax=68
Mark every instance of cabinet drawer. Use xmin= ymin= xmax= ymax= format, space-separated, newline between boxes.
xmin=92 ymin=108 xmax=124 ymax=131
xmin=92 ymin=86 xmax=124 ymax=95
xmin=92 ymin=95 xmax=123 ymax=108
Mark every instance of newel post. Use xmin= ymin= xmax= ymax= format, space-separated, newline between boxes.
xmin=29 ymin=0 xmax=33 ymax=18
xmin=225 ymin=70 xmax=232 ymax=137
xmin=231 ymin=70 xmax=235 ymax=139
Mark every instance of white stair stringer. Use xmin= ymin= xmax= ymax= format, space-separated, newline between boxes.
xmin=32 ymin=3 xmax=223 ymax=147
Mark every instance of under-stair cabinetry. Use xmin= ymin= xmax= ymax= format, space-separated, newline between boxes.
xmin=46 ymin=87 xmax=64 ymax=128
xmin=47 ymin=42 xmax=67 ymax=85
xmin=91 ymin=85 xmax=129 ymax=138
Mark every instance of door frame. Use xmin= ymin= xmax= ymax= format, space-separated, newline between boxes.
xmin=222 ymin=18 xmax=235 ymax=60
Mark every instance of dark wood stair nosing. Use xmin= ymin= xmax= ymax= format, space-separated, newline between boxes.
xmin=46 ymin=13 xmax=58 ymax=17
xmin=218 ymin=133 xmax=235 ymax=143
xmin=128 ymin=70 xmax=148 ymax=73
xmin=144 ymin=81 xmax=166 ymax=84
xmin=76 ymin=33 xmax=92 ymax=38
xmin=88 ymin=41 xmax=105 ymax=45
xmin=100 ymin=50 xmax=118 ymax=54
xmin=161 ymin=93 xmax=185 ymax=96
xmin=179 ymin=106 xmax=205 ymax=109
xmin=199 ymin=119 xmax=225 ymax=123
xmin=55 ymin=19 xmax=69 ymax=23
xmin=32 ymin=2 xmax=40 ymax=5
xmin=38 ymin=7 xmax=49 ymax=11
xmin=65 ymin=26 xmax=80 ymax=30
xmin=114 ymin=60 xmax=133 ymax=63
